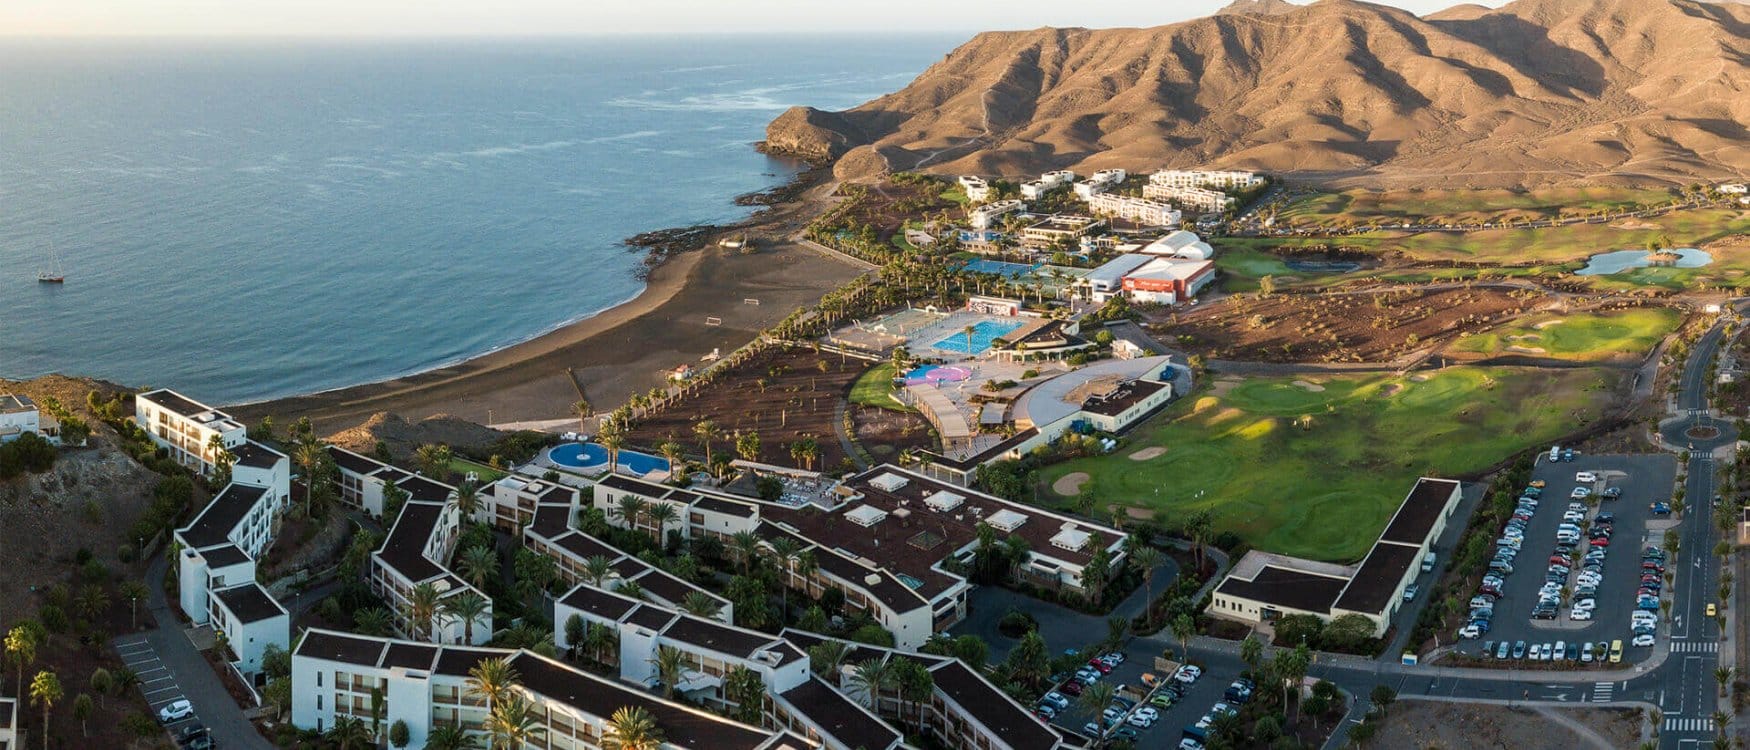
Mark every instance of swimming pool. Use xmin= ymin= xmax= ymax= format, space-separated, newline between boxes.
xmin=961 ymin=259 xmax=1040 ymax=279
xmin=902 ymin=364 xmax=973 ymax=386
xmin=934 ymin=320 xmax=1024 ymax=354
xmin=548 ymin=442 xmax=671 ymax=477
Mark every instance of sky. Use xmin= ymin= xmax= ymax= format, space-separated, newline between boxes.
xmin=3 ymin=0 xmax=1512 ymax=36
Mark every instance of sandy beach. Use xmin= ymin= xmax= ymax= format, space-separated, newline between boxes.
xmin=234 ymin=175 xmax=866 ymax=434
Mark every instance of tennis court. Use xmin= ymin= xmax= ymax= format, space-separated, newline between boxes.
xmin=961 ymin=259 xmax=1041 ymax=279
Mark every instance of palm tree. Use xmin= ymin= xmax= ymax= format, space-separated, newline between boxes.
xmin=848 ymin=658 xmax=893 ymax=712
xmin=583 ymin=622 xmax=618 ymax=666
xmin=29 ymin=670 xmax=61 ymax=750
xmin=1130 ymin=546 xmax=1163 ymax=626
xmin=455 ymin=484 xmax=481 ymax=522
xmin=808 ymin=641 xmax=850 ymax=678
xmin=423 ymin=725 xmax=481 ymax=750
xmin=582 ymin=555 xmax=616 ymax=588
xmin=679 ymin=591 xmax=724 ymax=620
xmin=119 ymin=581 xmax=149 ymax=629
xmin=649 ymin=645 xmax=690 ymax=699
xmin=768 ymin=537 xmax=803 ymax=619
xmin=407 ymin=583 xmax=444 ymax=642
xmin=1716 ymin=666 xmax=1734 ymax=696
xmin=354 ymin=607 xmax=394 ymax=637
xmin=294 ymin=441 xmax=329 ymax=512
xmin=485 ymin=692 xmax=546 ymax=749
xmin=72 ymin=693 xmax=92 ymax=737
xmin=693 ymin=420 xmax=719 ymax=466
xmin=573 ymin=399 xmax=592 ymax=432
xmin=964 ymin=325 xmax=977 ymax=353
xmin=645 ymin=503 xmax=679 ymax=548
xmin=1240 ymin=635 xmax=1265 ymax=672
xmin=603 ymin=706 xmax=665 ymax=750
xmin=88 ymin=667 xmax=113 ymax=709
xmin=466 ymin=657 xmax=519 ymax=713
xmin=457 ymin=545 xmax=499 ymax=591
xmin=735 ymin=430 xmax=761 ymax=462
xmin=6 ymin=626 xmax=36 ymax=705
xmin=1077 ymin=682 xmax=1116 ymax=735
xmin=616 ymin=580 xmax=648 ymax=601
xmin=442 ymin=591 xmax=491 ymax=645
xmin=327 ymin=715 xmax=372 ymax=750
xmin=599 ymin=429 xmax=626 ymax=474
xmin=416 ymin=443 xmax=453 ymax=479
xmin=206 ymin=433 xmax=232 ymax=478
xmin=729 ymin=530 xmax=764 ymax=575
xmin=615 ymin=496 xmax=648 ymax=535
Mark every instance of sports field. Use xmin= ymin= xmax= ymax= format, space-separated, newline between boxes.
xmin=1039 ymin=367 xmax=1622 ymax=562
xmin=1449 ymin=308 xmax=1682 ymax=362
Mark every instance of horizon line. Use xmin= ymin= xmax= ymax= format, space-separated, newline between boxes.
xmin=0 ymin=29 xmax=987 ymax=40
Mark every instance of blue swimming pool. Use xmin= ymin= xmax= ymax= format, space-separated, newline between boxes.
xmin=548 ymin=442 xmax=671 ymax=477
xmin=961 ymin=259 xmax=1040 ymax=279
xmin=934 ymin=320 xmax=1024 ymax=354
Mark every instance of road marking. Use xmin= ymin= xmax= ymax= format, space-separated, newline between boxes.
xmin=1671 ymin=641 xmax=1719 ymax=653
xmin=1591 ymin=682 xmax=1613 ymax=702
xmin=1664 ymin=717 xmax=1715 ymax=732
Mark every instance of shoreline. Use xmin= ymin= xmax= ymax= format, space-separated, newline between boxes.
xmin=232 ymin=159 xmax=858 ymax=434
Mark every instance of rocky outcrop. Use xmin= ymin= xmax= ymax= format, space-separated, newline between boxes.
xmin=761 ymin=106 xmax=868 ymax=164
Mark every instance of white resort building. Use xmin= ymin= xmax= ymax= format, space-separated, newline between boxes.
xmin=1086 ymin=193 xmax=1181 ymax=227
xmin=0 ymin=394 xmax=57 ymax=445
xmin=136 ymin=388 xmax=249 ymax=476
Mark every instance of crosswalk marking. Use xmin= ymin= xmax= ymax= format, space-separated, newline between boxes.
xmin=1670 ymin=641 xmax=1719 ymax=653
xmin=1664 ymin=717 xmax=1716 ymax=732
xmin=1590 ymin=682 xmax=1613 ymax=702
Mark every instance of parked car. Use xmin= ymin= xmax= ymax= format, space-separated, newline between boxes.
xmin=1403 ymin=584 xmax=1420 ymax=602
xmin=1576 ymin=471 xmax=1597 ymax=482
xmin=1570 ymin=608 xmax=1592 ymax=620
xmin=1632 ymin=634 xmax=1656 ymax=648
xmin=1610 ymin=640 xmax=1624 ymax=663
xmin=1512 ymin=641 xmax=1527 ymax=658
xmin=1580 ymin=643 xmax=1595 ymax=663
xmin=1173 ymin=665 xmax=1202 ymax=684
xmin=159 ymin=700 xmax=194 ymax=724
xmin=1651 ymin=502 xmax=1671 ymax=515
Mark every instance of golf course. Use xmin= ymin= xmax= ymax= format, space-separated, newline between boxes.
xmin=1039 ymin=367 xmax=1624 ymax=562
xmin=1448 ymin=308 xmax=1682 ymax=362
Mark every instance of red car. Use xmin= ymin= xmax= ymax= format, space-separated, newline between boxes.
xmin=1590 ymin=537 xmax=1611 ymax=547
xmin=1060 ymin=680 xmax=1084 ymax=696
xmin=1088 ymin=658 xmax=1113 ymax=674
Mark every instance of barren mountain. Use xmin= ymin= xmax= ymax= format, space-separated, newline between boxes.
xmin=766 ymin=0 xmax=1750 ymax=187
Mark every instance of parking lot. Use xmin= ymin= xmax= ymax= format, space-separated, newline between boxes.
xmin=115 ymin=635 xmax=207 ymax=745
xmin=1034 ymin=637 xmax=1259 ymax=748
xmin=1452 ymin=452 xmax=1677 ymax=666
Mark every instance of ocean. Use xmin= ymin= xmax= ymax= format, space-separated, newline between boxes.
xmin=0 ymin=35 xmax=955 ymax=405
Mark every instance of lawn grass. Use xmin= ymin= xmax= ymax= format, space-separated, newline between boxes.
xmin=450 ymin=457 xmax=507 ymax=483
xmin=941 ymin=186 xmax=969 ymax=205
xmin=850 ymin=362 xmax=913 ymax=412
xmin=1038 ymin=367 xmax=1622 ymax=562
xmin=1213 ymin=248 xmax=1295 ymax=292
xmin=1449 ymin=308 xmax=1682 ymax=362
xmin=1280 ymin=187 xmax=1679 ymax=228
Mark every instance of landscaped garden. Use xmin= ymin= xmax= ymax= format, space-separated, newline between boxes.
xmin=1039 ymin=367 xmax=1624 ymax=562
xmin=1448 ymin=308 xmax=1682 ymax=362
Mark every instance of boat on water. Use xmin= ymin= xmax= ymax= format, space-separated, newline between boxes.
xmin=37 ymin=273 xmax=65 ymax=284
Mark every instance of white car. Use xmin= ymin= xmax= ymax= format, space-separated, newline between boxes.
xmin=1570 ymin=608 xmax=1593 ymax=620
xmin=158 ymin=699 xmax=193 ymax=723
xmin=1576 ymin=471 xmax=1598 ymax=483
xmin=1173 ymin=665 xmax=1202 ymax=683
xmin=1572 ymin=487 xmax=1592 ymax=499
xmin=1134 ymin=706 xmax=1160 ymax=722
xmin=1573 ymin=598 xmax=1597 ymax=611
xmin=1127 ymin=713 xmax=1154 ymax=728
xmin=1632 ymin=634 xmax=1657 ymax=647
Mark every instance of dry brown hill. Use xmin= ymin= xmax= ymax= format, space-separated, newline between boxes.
xmin=766 ymin=0 xmax=1750 ymax=188
xmin=1216 ymin=0 xmax=1303 ymax=15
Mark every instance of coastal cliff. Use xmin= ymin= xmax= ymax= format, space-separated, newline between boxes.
xmin=764 ymin=0 xmax=1750 ymax=187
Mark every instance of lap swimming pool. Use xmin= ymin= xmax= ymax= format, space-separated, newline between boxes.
xmin=934 ymin=320 xmax=1024 ymax=355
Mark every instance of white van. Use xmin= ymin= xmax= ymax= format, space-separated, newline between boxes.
xmin=1550 ymin=446 xmax=1562 ymax=462
xmin=1575 ymin=471 xmax=1598 ymax=483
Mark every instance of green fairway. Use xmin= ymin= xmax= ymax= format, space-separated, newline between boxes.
xmin=1039 ymin=367 xmax=1622 ymax=562
xmin=1280 ymin=187 xmax=1679 ymax=229
xmin=850 ymin=362 xmax=913 ymax=412
xmin=1450 ymin=308 xmax=1682 ymax=361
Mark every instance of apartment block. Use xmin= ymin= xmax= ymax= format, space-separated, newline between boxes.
xmin=135 ymin=389 xmax=248 ymax=476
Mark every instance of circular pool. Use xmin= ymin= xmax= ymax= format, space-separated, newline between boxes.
xmin=549 ymin=442 xmax=608 ymax=470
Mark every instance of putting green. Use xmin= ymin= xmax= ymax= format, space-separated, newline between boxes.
xmin=1039 ymin=367 xmax=1622 ymax=562
xmin=1451 ymin=309 xmax=1681 ymax=362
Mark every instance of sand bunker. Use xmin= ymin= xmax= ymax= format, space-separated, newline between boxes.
xmin=1130 ymin=446 xmax=1167 ymax=461
xmin=1532 ymin=319 xmax=1565 ymax=330
xmin=1612 ymin=219 xmax=1660 ymax=231
xmin=1506 ymin=345 xmax=1548 ymax=354
xmin=1208 ymin=377 xmax=1241 ymax=397
xmin=1118 ymin=506 xmax=1157 ymax=520
xmin=1054 ymin=472 xmax=1090 ymax=496
xmin=1381 ymin=383 xmax=1405 ymax=397
xmin=1292 ymin=380 xmax=1326 ymax=392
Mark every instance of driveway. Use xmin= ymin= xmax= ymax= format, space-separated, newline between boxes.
xmin=117 ymin=555 xmax=274 ymax=750
xmin=950 ymin=558 xmax=1181 ymax=662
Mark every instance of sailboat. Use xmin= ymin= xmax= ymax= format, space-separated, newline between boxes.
xmin=37 ymin=244 xmax=65 ymax=284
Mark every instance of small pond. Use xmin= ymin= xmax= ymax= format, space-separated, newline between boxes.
xmin=1576 ymin=248 xmax=1712 ymax=275
xmin=1284 ymin=260 xmax=1363 ymax=273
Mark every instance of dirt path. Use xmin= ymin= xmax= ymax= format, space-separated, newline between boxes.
xmin=1530 ymin=705 xmax=1616 ymax=750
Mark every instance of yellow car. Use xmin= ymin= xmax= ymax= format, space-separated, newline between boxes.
xmin=1530 ymin=480 xmax=1547 ymax=488
xmin=1707 ymin=603 xmax=1718 ymax=617
xmin=1609 ymin=640 xmax=1624 ymax=663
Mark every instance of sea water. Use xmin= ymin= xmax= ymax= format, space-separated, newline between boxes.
xmin=0 ymin=35 xmax=954 ymax=404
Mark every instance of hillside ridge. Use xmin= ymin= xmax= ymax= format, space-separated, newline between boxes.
xmin=765 ymin=0 xmax=1750 ymax=187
